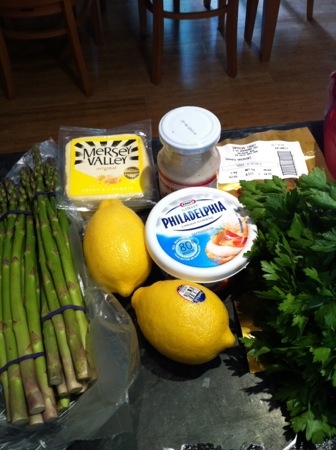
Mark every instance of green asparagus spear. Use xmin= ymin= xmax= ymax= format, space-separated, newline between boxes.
xmin=35 ymin=213 xmax=83 ymax=394
xmin=55 ymin=370 xmax=70 ymax=398
xmin=2 ymin=179 xmax=29 ymax=424
xmin=10 ymin=184 xmax=45 ymax=415
xmin=43 ymin=158 xmax=97 ymax=382
xmin=0 ymin=181 xmax=10 ymax=421
xmin=22 ymin=163 xmax=84 ymax=392
xmin=22 ymin=184 xmax=58 ymax=422
xmin=40 ymin=286 xmax=63 ymax=386
xmin=31 ymin=148 xmax=90 ymax=381
xmin=29 ymin=412 xmax=44 ymax=426
xmin=57 ymin=395 xmax=71 ymax=413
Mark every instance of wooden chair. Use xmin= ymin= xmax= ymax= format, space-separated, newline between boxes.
xmin=244 ymin=0 xmax=315 ymax=62
xmin=0 ymin=0 xmax=101 ymax=99
xmin=138 ymin=0 xmax=239 ymax=84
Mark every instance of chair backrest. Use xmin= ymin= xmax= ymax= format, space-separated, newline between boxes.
xmin=0 ymin=0 xmax=79 ymax=7
xmin=0 ymin=0 xmax=92 ymax=33
xmin=0 ymin=0 xmax=90 ymax=19
xmin=0 ymin=0 xmax=95 ymax=97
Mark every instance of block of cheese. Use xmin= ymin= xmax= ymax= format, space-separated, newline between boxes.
xmin=64 ymin=134 xmax=152 ymax=207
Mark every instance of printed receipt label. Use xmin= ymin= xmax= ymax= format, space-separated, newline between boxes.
xmin=217 ymin=140 xmax=309 ymax=184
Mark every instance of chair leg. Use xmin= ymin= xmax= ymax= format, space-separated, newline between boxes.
xmin=259 ymin=0 xmax=281 ymax=62
xmin=217 ymin=0 xmax=225 ymax=32
xmin=244 ymin=0 xmax=259 ymax=43
xmin=138 ymin=0 xmax=147 ymax=36
xmin=151 ymin=0 xmax=164 ymax=84
xmin=307 ymin=0 xmax=314 ymax=21
xmin=90 ymin=0 xmax=104 ymax=45
xmin=0 ymin=30 xmax=15 ymax=99
xmin=62 ymin=0 xmax=93 ymax=96
xmin=225 ymin=0 xmax=238 ymax=77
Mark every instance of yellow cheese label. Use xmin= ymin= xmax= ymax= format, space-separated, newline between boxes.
xmin=65 ymin=134 xmax=148 ymax=199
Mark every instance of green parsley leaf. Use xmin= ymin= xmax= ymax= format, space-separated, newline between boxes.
xmin=238 ymin=167 xmax=336 ymax=445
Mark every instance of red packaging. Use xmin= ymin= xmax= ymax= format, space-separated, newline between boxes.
xmin=324 ymin=70 xmax=336 ymax=180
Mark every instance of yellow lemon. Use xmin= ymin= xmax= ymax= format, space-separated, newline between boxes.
xmin=131 ymin=279 xmax=236 ymax=365
xmin=83 ymin=200 xmax=152 ymax=297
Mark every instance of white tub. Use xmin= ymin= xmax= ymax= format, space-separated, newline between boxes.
xmin=145 ymin=187 xmax=257 ymax=291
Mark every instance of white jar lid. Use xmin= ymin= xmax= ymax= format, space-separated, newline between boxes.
xmin=145 ymin=187 xmax=257 ymax=284
xmin=158 ymin=106 xmax=221 ymax=155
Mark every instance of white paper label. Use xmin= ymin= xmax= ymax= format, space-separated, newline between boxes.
xmin=217 ymin=140 xmax=309 ymax=184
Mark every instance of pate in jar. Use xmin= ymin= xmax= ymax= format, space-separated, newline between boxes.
xmin=157 ymin=106 xmax=221 ymax=197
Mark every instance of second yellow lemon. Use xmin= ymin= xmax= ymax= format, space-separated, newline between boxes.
xmin=131 ymin=279 xmax=236 ymax=364
xmin=83 ymin=200 xmax=152 ymax=297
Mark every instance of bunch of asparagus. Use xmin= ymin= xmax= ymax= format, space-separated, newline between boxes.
xmin=0 ymin=146 xmax=97 ymax=426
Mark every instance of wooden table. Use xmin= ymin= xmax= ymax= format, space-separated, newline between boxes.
xmin=0 ymin=120 xmax=327 ymax=450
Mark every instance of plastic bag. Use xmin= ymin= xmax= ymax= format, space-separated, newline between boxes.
xmin=49 ymin=286 xmax=140 ymax=449
xmin=0 ymin=140 xmax=140 ymax=449
xmin=0 ymin=287 xmax=140 ymax=450
xmin=57 ymin=121 xmax=159 ymax=212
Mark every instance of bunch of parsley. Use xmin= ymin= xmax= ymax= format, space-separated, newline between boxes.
xmin=239 ymin=168 xmax=336 ymax=445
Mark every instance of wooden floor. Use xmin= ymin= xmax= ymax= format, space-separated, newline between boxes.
xmin=0 ymin=0 xmax=335 ymax=155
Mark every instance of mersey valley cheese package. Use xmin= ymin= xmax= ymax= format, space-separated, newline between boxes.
xmin=58 ymin=122 xmax=159 ymax=212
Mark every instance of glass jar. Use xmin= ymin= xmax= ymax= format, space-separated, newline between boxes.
xmin=157 ymin=106 xmax=221 ymax=197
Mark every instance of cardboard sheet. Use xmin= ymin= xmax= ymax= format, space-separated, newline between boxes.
xmin=217 ymin=127 xmax=333 ymax=197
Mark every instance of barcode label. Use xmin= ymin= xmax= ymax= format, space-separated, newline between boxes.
xmin=278 ymin=151 xmax=297 ymax=177
xmin=177 ymin=285 xmax=205 ymax=303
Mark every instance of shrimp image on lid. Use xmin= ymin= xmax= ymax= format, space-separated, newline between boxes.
xmin=205 ymin=214 xmax=248 ymax=264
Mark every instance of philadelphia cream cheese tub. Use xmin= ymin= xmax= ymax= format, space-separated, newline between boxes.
xmin=145 ymin=187 xmax=257 ymax=290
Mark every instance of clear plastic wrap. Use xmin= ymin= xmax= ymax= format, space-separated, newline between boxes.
xmin=57 ymin=121 xmax=159 ymax=212
xmin=0 ymin=140 xmax=140 ymax=449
